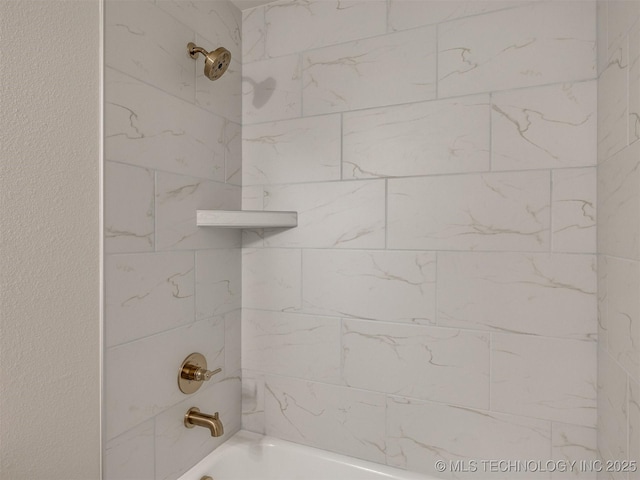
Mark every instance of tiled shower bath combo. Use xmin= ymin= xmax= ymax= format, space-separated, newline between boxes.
xmin=102 ymin=0 xmax=639 ymax=479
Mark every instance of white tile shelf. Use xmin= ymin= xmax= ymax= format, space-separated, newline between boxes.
xmin=196 ymin=210 xmax=298 ymax=228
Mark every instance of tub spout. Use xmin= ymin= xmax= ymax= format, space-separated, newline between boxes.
xmin=184 ymin=407 xmax=224 ymax=437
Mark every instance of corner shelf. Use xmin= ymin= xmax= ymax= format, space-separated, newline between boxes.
xmin=196 ymin=210 xmax=298 ymax=229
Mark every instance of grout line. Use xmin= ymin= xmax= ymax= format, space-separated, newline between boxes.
xmin=384 ymin=179 xmax=388 ymax=249
xmin=549 ymin=169 xmax=554 ymax=253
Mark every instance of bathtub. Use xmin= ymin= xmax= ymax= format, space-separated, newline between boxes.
xmin=177 ymin=430 xmax=435 ymax=480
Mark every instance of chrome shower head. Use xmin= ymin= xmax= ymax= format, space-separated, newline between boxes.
xmin=188 ymin=42 xmax=231 ymax=81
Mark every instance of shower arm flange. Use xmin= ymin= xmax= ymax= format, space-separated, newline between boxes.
xmin=187 ymin=42 xmax=208 ymax=59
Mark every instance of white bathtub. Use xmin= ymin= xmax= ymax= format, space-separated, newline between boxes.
xmin=177 ymin=430 xmax=435 ymax=480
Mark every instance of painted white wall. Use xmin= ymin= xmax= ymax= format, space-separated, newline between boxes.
xmin=0 ymin=1 xmax=101 ymax=479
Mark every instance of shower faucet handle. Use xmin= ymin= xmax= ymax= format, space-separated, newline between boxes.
xmin=178 ymin=352 xmax=221 ymax=394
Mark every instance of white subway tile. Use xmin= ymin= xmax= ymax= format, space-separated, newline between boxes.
xmin=242 ymin=310 xmax=341 ymax=383
xmin=262 ymin=180 xmax=385 ymax=249
xmin=386 ymin=396 xmax=551 ymax=477
xmin=242 ymin=248 xmax=301 ymax=312
xmin=243 ymin=55 xmax=301 ymax=124
xmin=605 ymin=256 xmax=640 ymax=380
xmin=105 ymin=162 xmax=154 ymax=253
xmin=264 ymin=0 xmax=386 ymax=58
xmin=195 ymin=249 xmax=241 ymax=320
xmin=343 ymin=95 xmax=490 ymax=178
xmin=105 ymin=252 xmax=195 ymax=347
xmin=303 ymin=26 xmax=437 ymax=115
xmin=105 ymin=317 xmax=225 ymax=440
xmin=342 ymin=320 xmax=489 ymax=409
xmin=438 ymin=2 xmax=596 ymax=97
xmin=264 ymin=376 xmax=386 ymax=463
xmin=598 ymin=43 xmax=628 ymax=162
xmin=105 ymin=1 xmax=195 ymax=101
xmin=105 ymin=68 xmax=225 ymax=181
xmin=154 ymin=376 xmax=241 ymax=480
xmin=155 ymin=172 xmax=241 ymax=251
xmin=302 ymin=250 xmax=436 ymax=324
xmin=389 ymin=0 xmax=521 ymax=32
xmin=104 ymin=420 xmax=155 ymax=480
xmin=243 ymin=115 xmax=341 ymax=186
xmin=492 ymin=334 xmax=597 ymax=427
xmin=552 ymin=168 xmax=597 ymax=253
xmin=492 ymin=82 xmax=597 ymax=171
xmin=438 ymin=252 xmax=596 ymax=340
xmin=598 ymin=142 xmax=640 ymax=259
xmin=388 ymin=171 xmax=550 ymax=251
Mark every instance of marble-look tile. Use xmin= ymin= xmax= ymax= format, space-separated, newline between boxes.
xmin=438 ymin=2 xmax=596 ymax=98
xmin=342 ymin=320 xmax=489 ymax=409
xmin=388 ymin=171 xmax=550 ymax=251
xmin=629 ymin=379 xmax=640 ymax=468
xmin=242 ymin=248 xmax=301 ymax=312
xmin=195 ymin=249 xmax=240 ymax=320
xmin=105 ymin=317 xmax=225 ymax=440
xmin=155 ymin=0 xmax=241 ymax=61
xmin=105 ymin=161 xmax=154 ymax=253
xmin=105 ymin=251 xmax=194 ymax=347
xmin=243 ymin=54 xmax=301 ymax=124
xmin=225 ymin=310 xmax=241 ymax=376
xmin=388 ymin=0 xmax=521 ymax=32
xmin=242 ymin=6 xmax=265 ymax=63
xmin=598 ymin=350 xmax=628 ymax=461
xmin=105 ymin=1 xmax=195 ymax=101
xmin=552 ymin=168 xmax=597 ymax=254
xmin=606 ymin=0 xmax=640 ymax=53
xmin=264 ymin=376 xmax=386 ymax=463
xmin=303 ymin=26 xmax=437 ymax=116
xmin=551 ymin=423 xmax=598 ymax=479
xmin=242 ymin=185 xmax=264 ymax=211
xmin=386 ymin=396 xmax=551 ymax=477
xmin=264 ymin=0 xmax=386 ymax=58
xmin=224 ymin=120 xmax=241 ymax=185
xmin=262 ymin=180 xmax=385 ymax=248
xmin=492 ymin=334 xmax=597 ymax=426
xmin=606 ymin=256 xmax=640 ymax=380
xmin=630 ymin=20 xmax=640 ymax=145
xmin=438 ymin=252 xmax=596 ymax=340
xmin=492 ymin=82 xmax=597 ymax=170
xmin=597 ymin=1 xmax=608 ymax=76
xmin=302 ymin=250 xmax=436 ymax=324
xmin=598 ymin=41 xmax=628 ymax=162
xmin=105 ymin=68 xmax=226 ymax=181
xmin=598 ymin=142 xmax=640 ymax=260
xmin=154 ymin=376 xmax=241 ymax=480
xmin=598 ymin=255 xmax=609 ymax=347
xmin=343 ymin=95 xmax=490 ymax=179
xmin=155 ymin=171 xmax=240 ymax=251
xmin=104 ymin=420 xmax=155 ymax=480
xmin=241 ymin=370 xmax=265 ymax=434
xmin=242 ymin=310 xmax=341 ymax=383
xmin=242 ymin=115 xmax=341 ymax=186
xmin=196 ymin=54 xmax=242 ymax=124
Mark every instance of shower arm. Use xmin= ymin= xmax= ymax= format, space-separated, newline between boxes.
xmin=188 ymin=44 xmax=209 ymax=59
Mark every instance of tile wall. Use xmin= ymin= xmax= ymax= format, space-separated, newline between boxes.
xmin=241 ymin=1 xmax=599 ymax=477
xmin=102 ymin=1 xmax=242 ymax=479
xmin=597 ymin=2 xmax=640 ymax=478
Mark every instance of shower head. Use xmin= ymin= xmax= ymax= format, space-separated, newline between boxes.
xmin=187 ymin=42 xmax=231 ymax=81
